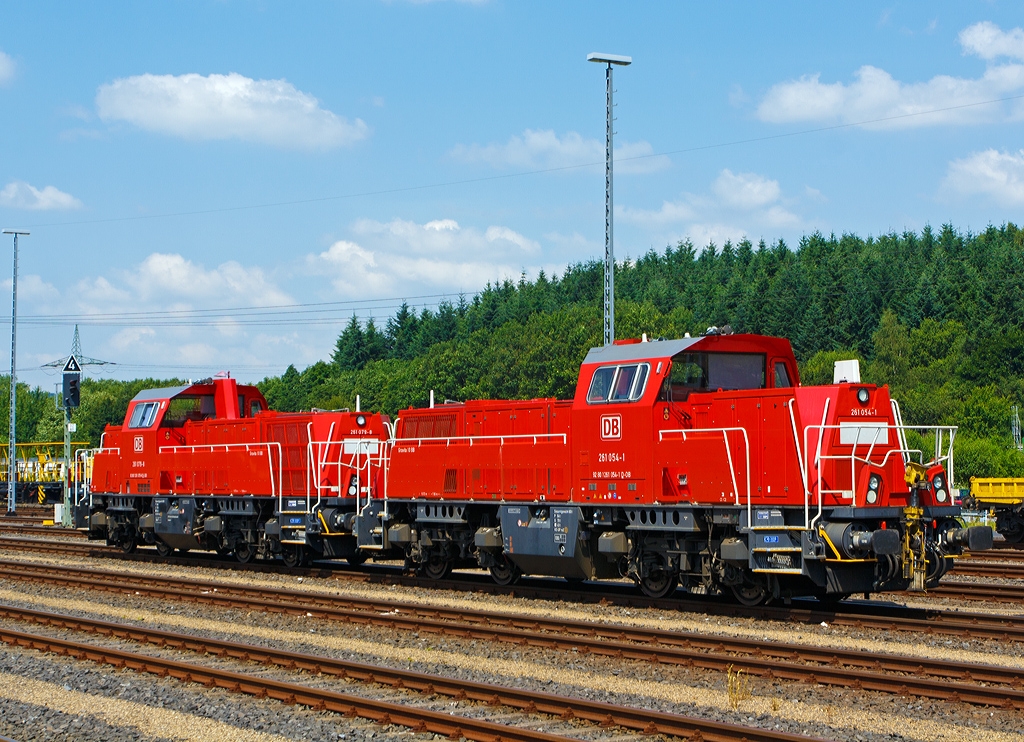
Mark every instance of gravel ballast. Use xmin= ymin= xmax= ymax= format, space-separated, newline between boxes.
xmin=1 ymin=549 xmax=1023 ymax=740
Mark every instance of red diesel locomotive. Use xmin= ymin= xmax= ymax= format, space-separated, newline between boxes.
xmin=78 ymin=330 xmax=990 ymax=603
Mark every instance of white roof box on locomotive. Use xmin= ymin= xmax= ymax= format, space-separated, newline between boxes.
xmin=833 ymin=359 xmax=861 ymax=384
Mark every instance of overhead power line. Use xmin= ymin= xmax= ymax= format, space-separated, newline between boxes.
xmin=13 ymin=93 xmax=1024 ymax=231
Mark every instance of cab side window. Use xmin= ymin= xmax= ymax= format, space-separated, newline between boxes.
xmin=773 ymin=361 xmax=792 ymax=388
xmin=128 ymin=402 xmax=160 ymax=428
xmin=588 ymin=363 xmax=650 ymax=403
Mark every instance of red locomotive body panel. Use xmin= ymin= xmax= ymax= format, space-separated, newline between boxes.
xmin=389 ymin=399 xmax=573 ymax=502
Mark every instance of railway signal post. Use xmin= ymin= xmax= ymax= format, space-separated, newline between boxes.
xmin=61 ymin=355 xmax=81 ymax=527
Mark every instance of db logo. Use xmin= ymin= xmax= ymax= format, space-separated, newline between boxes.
xmin=601 ymin=414 xmax=621 ymax=441
xmin=133 ymin=436 xmax=144 ymax=453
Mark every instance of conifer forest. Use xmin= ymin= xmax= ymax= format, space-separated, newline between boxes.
xmin=17 ymin=224 xmax=1024 ymax=483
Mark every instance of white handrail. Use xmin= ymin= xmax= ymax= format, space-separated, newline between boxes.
xmin=801 ymin=423 xmax=957 ymax=512
xmin=658 ymin=426 xmax=750 ymax=522
xmin=158 ymin=441 xmax=283 ymax=497
xmin=890 ymin=399 xmax=911 ymax=464
xmin=786 ymin=399 xmax=809 ymax=526
xmin=393 ymin=432 xmax=568 ymax=446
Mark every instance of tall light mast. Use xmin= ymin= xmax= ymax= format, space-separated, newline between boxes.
xmin=587 ymin=52 xmax=631 ymax=346
xmin=2 ymin=229 xmax=28 ymax=514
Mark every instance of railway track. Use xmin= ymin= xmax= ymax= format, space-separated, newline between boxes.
xmin=969 ymin=547 xmax=1024 ymax=560
xmin=0 ymin=523 xmax=85 ymax=538
xmin=0 ymin=603 xmax=822 ymax=742
xmin=1 ymin=559 xmax=1022 ymax=711
xmin=949 ymin=559 xmax=1024 ymax=579
xmin=3 ymin=536 xmax=1024 ymax=637
xmin=0 ymin=536 xmax=108 ymax=557
xmin=929 ymin=580 xmax=1024 ymax=603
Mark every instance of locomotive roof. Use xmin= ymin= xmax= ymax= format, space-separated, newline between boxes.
xmin=581 ymin=334 xmax=796 ymax=366
xmin=581 ymin=337 xmax=700 ymax=365
xmin=131 ymin=385 xmax=193 ymax=402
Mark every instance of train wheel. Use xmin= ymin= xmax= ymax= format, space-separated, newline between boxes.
xmin=235 ymin=542 xmax=256 ymax=564
xmin=639 ymin=571 xmax=677 ymax=599
xmin=732 ymin=582 xmax=770 ymax=606
xmin=422 ymin=555 xmax=452 ymax=580
xmin=120 ymin=538 xmax=137 ymax=555
xmin=281 ymin=545 xmax=306 ymax=568
xmin=1001 ymin=519 xmax=1024 ymax=544
xmin=816 ymin=592 xmax=850 ymax=609
xmin=488 ymin=556 xmax=521 ymax=586
xmin=155 ymin=541 xmax=173 ymax=557
xmin=925 ymin=543 xmax=951 ymax=588
xmin=215 ymin=546 xmax=232 ymax=558
xmin=347 ymin=552 xmax=368 ymax=567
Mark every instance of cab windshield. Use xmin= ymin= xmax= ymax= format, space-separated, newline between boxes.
xmin=660 ymin=352 xmax=765 ymax=400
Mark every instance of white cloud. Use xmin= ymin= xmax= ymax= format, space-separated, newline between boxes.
xmin=684 ymin=223 xmax=750 ymax=250
xmin=96 ymin=72 xmax=368 ymax=149
xmin=959 ymin=21 xmax=1024 ymax=61
xmin=0 ymin=181 xmax=82 ymax=210
xmin=450 ymin=129 xmax=670 ymax=174
xmin=0 ymin=275 xmax=60 ymax=302
xmin=757 ymin=22 xmax=1024 ymax=128
xmin=619 ymin=168 xmax=804 ymax=247
xmin=0 ymin=51 xmax=13 ymax=86
xmin=109 ymin=327 xmax=156 ymax=352
xmin=618 ymin=199 xmax=696 ymax=227
xmin=942 ymin=149 xmax=1024 ymax=206
xmin=313 ymin=218 xmax=542 ymax=296
xmin=712 ymin=169 xmax=781 ymax=209
xmin=424 ymin=219 xmax=459 ymax=231
xmin=130 ymin=253 xmax=294 ymax=305
xmin=63 ymin=254 xmax=299 ymax=377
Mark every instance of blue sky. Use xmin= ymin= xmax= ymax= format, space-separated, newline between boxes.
xmin=1 ymin=1 xmax=1023 ymax=388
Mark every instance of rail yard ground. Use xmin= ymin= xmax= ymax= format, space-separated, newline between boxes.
xmin=0 ymin=530 xmax=1022 ymax=741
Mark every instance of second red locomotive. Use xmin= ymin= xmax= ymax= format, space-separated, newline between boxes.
xmin=78 ymin=330 xmax=990 ymax=603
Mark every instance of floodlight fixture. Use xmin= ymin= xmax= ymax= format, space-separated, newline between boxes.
xmin=587 ymin=53 xmax=632 ymax=66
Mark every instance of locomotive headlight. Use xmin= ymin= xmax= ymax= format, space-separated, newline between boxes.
xmin=935 ymin=488 xmax=948 ymax=503
xmin=356 ymin=414 xmax=367 ymax=427
xmin=856 ymin=388 xmax=870 ymax=405
xmin=865 ymin=473 xmax=881 ymax=504
xmin=348 ymin=475 xmax=358 ymax=496
xmin=932 ymin=475 xmax=945 ymax=491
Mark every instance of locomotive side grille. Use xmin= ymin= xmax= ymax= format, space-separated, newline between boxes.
xmin=443 ymin=469 xmax=458 ymax=493
xmin=406 ymin=414 xmax=458 ymax=439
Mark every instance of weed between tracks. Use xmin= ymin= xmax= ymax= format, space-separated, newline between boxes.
xmin=726 ymin=664 xmax=750 ymax=710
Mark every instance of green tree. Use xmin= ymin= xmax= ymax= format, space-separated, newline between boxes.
xmin=332 ymin=315 xmax=366 ymax=371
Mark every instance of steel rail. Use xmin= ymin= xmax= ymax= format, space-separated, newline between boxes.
xmin=0 ymin=603 xmax=823 ymax=742
xmin=0 ymin=537 xmax=102 ymax=556
xmin=928 ymin=581 xmax=1024 ymax=603
xmin=967 ymin=548 xmax=1024 ymax=561
xmin=0 ymin=524 xmax=87 ymax=538
xmin=0 ymin=624 xmax=573 ymax=742
xmin=949 ymin=561 xmax=1024 ymax=579
xmin=1 ymin=560 xmax=1023 ymax=709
